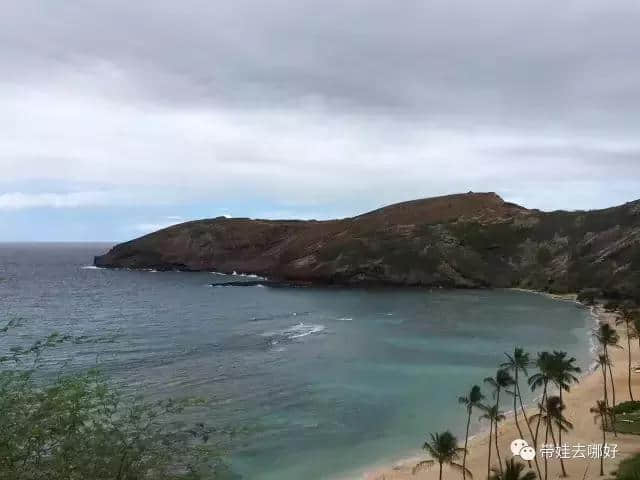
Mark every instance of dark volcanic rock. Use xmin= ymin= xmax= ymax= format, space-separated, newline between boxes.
xmin=94 ymin=192 xmax=640 ymax=300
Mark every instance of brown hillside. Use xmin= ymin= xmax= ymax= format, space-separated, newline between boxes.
xmin=95 ymin=192 xmax=640 ymax=300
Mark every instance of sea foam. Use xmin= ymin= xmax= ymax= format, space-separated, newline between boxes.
xmin=210 ymin=271 xmax=267 ymax=280
xmin=284 ymin=322 xmax=326 ymax=339
xmin=262 ymin=322 xmax=326 ymax=341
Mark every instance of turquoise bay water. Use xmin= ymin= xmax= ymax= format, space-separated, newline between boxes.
xmin=0 ymin=244 xmax=594 ymax=479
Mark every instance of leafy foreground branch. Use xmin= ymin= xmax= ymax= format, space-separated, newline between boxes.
xmin=0 ymin=368 xmax=224 ymax=480
xmin=0 ymin=319 xmax=226 ymax=480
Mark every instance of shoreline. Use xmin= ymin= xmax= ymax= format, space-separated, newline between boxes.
xmin=356 ymin=300 xmax=640 ymax=480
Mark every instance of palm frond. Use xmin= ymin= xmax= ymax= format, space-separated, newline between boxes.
xmin=491 ymin=458 xmax=537 ymax=480
xmin=412 ymin=459 xmax=435 ymax=475
xmin=450 ymin=461 xmax=474 ymax=479
xmin=501 ymin=353 xmax=515 ymax=368
xmin=528 ymin=413 xmax=541 ymax=424
xmin=423 ymin=442 xmax=438 ymax=459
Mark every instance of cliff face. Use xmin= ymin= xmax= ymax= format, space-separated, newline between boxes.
xmin=94 ymin=192 xmax=640 ymax=299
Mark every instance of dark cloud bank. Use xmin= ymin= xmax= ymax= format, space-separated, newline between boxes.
xmin=1 ymin=0 xmax=640 ymax=239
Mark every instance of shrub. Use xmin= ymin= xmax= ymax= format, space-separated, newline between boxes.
xmin=577 ymin=288 xmax=600 ymax=305
xmin=0 ymin=318 xmax=226 ymax=480
xmin=536 ymin=246 xmax=552 ymax=266
xmin=605 ymin=301 xmax=621 ymax=312
xmin=0 ymin=369 xmax=224 ymax=480
xmin=614 ymin=452 xmax=640 ymax=480
xmin=612 ymin=401 xmax=640 ymax=415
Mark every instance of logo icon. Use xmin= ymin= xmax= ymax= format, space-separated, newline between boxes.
xmin=511 ymin=439 xmax=536 ymax=460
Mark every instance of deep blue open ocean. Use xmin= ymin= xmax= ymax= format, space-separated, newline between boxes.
xmin=0 ymin=243 xmax=594 ymax=479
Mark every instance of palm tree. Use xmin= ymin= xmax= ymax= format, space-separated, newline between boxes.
xmin=590 ymin=401 xmax=611 ymax=476
xmin=528 ymin=351 xmax=554 ymax=444
xmin=483 ymin=405 xmax=495 ymax=479
xmin=595 ymin=353 xmax=617 ymax=437
xmin=549 ymin=351 xmax=581 ymax=394
xmin=549 ymin=351 xmax=581 ymax=477
xmin=616 ymin=309 xmax=636 ymax=402
xmin=529 ymin=396 xmax=573 ymax=480
xmin=501 ymin=348 xmax=532 ymax=443
xmin=458 ymin=385 xmax=485 ymax=480
xmin=481 ymin=405 xmax=506 ymax=479
xmin=502 ymin=348 xmax=543 ymax=480
xmin=546 ymin=396 xmax=573 ymax=476
xmin=489 ymin=458 xmax=537 ymax=480
xmin=413 ymin=431 xmax=471 ymax=480
xmin=485 ymin=369 xmax=514 ymax=475
xmin=593 ymin=323 xmax=621 ymax=428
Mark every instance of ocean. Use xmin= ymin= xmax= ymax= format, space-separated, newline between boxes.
xmin=0 ymin=243 xmax=594 ymax=480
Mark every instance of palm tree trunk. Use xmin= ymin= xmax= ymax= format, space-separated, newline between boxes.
xmin=495 ymin=388 xmax=503 ymax=475
xmin=544 ymin=419 xmax=550 ymax=480
xmin=517 ymin=382 xmax=542 ymax=479
xmin=513 ymin=369 xmax=524 ymax=440
xmin=599 ymin=413 xmax=605 ymax=476
xmin=487 ymin=416 xmax=494 ymax=480
xmin=602 ymin=360 xmax=609 ymax=414
xmin=558 ymin=390 xmax=568 ymax=477
xmin=439 ymin=461 xmax=443 ymax=480
xmin=462 ymin=407 xmax=471 ymax=480
xmin=549 ymin=421 xmax=567 ymax=477
xmin=601 ymin=360 xmax=617 ymax=436
xmin=605 ymin=347 xmax=618 ymax=437
xmin=513 ymin=373 xmax=530 ymax=471
xmin=534 ymin=380 xmax=548 ymax=444
xmin=495 ymin=420 xmax=503 ymax=475
xmin=549 ymin=419 xmax=567 ymax=477
xmin=627 ymin=320 xmax=634 ymax=401
xmin=607 ymin=364 xmax=616 ymax=408
xmin=607 ymin=350 xmax=617 ymax=407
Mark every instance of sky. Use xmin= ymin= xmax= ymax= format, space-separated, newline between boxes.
xmin=2 ymin=0 xmax=640 ymax=241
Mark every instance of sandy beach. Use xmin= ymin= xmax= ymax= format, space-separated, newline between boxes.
xmin=363 ymin=304 xmax=640 ymax=480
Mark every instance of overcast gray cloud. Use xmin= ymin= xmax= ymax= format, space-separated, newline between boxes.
xmin=1 ymin=0 xmax=640 ymax=239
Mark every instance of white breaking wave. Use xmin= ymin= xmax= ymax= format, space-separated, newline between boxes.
xmin=262 ymin=322 xmax=326 ymax=341
xmin=284 ymin=322 xmax=326 ymax=339
xmin=232 ymin=271 xmax=267 ymax=280
xmin=210 ymin=271 xmax=267 ymax=280
xmin=80 ymin=265 xmax=105 ymax=270
xmin=337 ymin=317 xmax=353 ymax=321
